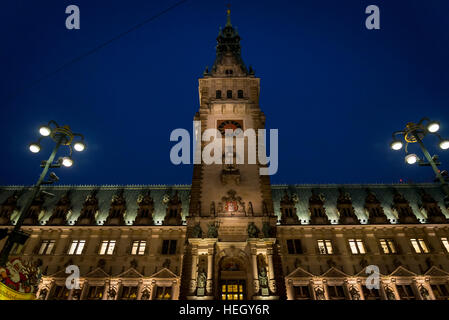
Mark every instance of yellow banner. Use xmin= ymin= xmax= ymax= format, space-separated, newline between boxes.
xmin=0 ymin=282 xmax=35 ymax=300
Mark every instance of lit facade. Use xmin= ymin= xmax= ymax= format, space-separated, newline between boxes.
xmin=1 ymin=11 xmax=449 ymax=301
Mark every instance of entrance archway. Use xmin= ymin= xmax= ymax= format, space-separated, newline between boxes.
xmin=218 ymin=256 xmax=247 ymax=300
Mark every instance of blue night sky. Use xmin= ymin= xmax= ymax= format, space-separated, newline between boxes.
xmin=1 ymin=0 xmax=449 ymax=186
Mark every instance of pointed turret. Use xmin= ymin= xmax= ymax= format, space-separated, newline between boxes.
xmin=209 ymin=9 xmax=251 ymax=77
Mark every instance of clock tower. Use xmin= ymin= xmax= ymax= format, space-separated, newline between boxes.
xmin=181 ymin=10 xmax=284 ymax=300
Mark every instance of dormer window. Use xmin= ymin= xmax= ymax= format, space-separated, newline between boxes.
xmin=227 ymin=90 xmax=232 ymax=98
xmin=216 ymin=90 xmax=222 ymax=99
xmin=225 ymin=69 xmax=233 ymax=75
xmin=237 ymin=90 xmax=243 ymax=98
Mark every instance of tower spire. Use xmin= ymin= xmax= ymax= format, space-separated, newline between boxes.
xmin=210 ymin=5 xmax=250 ymax=76
xmin=226 ymin=5 xmax=232 ymax=27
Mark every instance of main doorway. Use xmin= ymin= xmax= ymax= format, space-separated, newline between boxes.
xmin=220 ymin=280 xmax=246 ymax=300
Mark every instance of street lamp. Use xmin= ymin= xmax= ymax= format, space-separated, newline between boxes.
xmin=390 ymin=117 xmax=449 ymax=199
xmin=0 ymin=120 xmax=86 ymax=266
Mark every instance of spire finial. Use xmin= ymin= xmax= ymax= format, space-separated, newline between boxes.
xmin=226 ymin=4 xmax=232 ymax=26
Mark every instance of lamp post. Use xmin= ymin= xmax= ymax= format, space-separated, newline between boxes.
xmin=390 ymin=117 xmax=449 ymax=199
xmin=0 ymin=120 xmax=85 ymax=266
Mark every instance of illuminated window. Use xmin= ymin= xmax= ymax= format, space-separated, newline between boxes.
xmin=131 ymin=240 xmax=146 ymax=255
xmin=38 ymin=240 xmax=55 ymax=255
xmin=441 ymin=238 xmax=449 ymax=253
xmin=317 ymin=240 xmax=333 ymax=254
xmin=379 ymin=239 xmax=396 ymax=254
xmin=410 ymin=238 xmax=429 ymax=253
xmin=348 ymin=239 xmax=366 ymax=254
xmin=120 ymin=286 xmax=138 ymax=300
xmin=154 ymin=286 xmax=172 ymax=300
xmin=68 ymin=240 xmax=86 ymax=255
xmin=220 ymin=281 xmax=245 ymax=300
xmin=99 ymin=240 xmax=116 ymax=255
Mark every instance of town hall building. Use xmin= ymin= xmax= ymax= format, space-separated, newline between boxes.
xmin=1 ymin=10 xmax=449 ymax=301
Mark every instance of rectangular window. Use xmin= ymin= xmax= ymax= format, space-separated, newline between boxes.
xmin=11 ymin=243 xmax=24 ymax=255
xmin=162 ymin=240 xmax=177 ymax=255
xmin=348 ymin=239 xmax=366 ymax=254
xmin=396 ymin=284 xmax=416 ymax=300
xmin=131 ymin=240 xmax=146 ymax=255
xmin=51 ymin=285 xmax=70 ymax=300
xmin=99 ymin=240 xmax=116 ymax=255
xmin=154 ymin=286 xmax=172 ymax=300
xmin=362 ymin=286 xmax=381 ymax=300
xmin=38 ymin=240 xmax=55 ymax=255
xmin=441 ymin=237 xmax=449 ymax=253
xmin=327 ymin=285 xmax=346 ymax=300
xmin=286 ymin=239 xmax=302 ymax=254
xmin=379 ymin=239 xmax=396 ymax=254
xmin=87 ymin=286 xmax=105 ymax=300
xmin=120 ymin=286 xmax=138 ymax=300
xmin=317 ymin=240 xmax=333 ymax=254
xmin=431 ymin=284 xmax=449 ymax=300
xmin=68 ymin=240 xmax=86 ymax=255
xmin=293 ymin=286 xmax=311 ymax=300
xmin=410 ymin=238 xmax=429 ymax=253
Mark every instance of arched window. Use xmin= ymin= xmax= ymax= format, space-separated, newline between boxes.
xmin=237 ymin=90 xmax=243 ymax=98
xmin=227 ymin=90 xmax=232 ymax=98
xmin=216 ymin=90 xmax=222 ymax=99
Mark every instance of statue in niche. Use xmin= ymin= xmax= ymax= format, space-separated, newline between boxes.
xmin=247 ymin=222 xmax=259 ymax=238
xmin=385 ymin=286 xmax=396 ymax=300
xmin=207 ymin=223 xmax=218 ymax=238
xmin=108 ymin=288 xmax=117 ymax=300
xmin=210 ymin=201 xmax=215 ymax=216
xmin=315 ymin=287 xmax=325 ymax=300
xmin=262 ymin=222 xmax=272 ymax=238
xmin=349 ymin=286 xmax=360 ymax=300
xmin=247 ymin=202 xmax=254 ymax=215
xmin=258 ymin=267 xmax=268 ymax=289
xmin=197 ymin=268 xmax=207 ymax=289
xmin=419 ymin=285 xmax=430 ymax=300
xmin=71 ymin=290 xmax=81 ymax=300
xmin=141 ymin=289 xmax=150 ymax=300
xmin=192 ymin=223 xmax=202 ymax=238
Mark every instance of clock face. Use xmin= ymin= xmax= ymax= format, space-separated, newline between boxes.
xmin=217 ymin=120 xmax=243 ymax=136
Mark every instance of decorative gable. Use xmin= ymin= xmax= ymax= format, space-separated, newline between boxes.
xmin=390 ymin=266 xmax=416 ymax=277
xmin=286 ymin=266 xmax=314 ymax=278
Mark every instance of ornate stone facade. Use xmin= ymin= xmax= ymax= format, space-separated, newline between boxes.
xmin=1 ymin=11 xmax=449 ymax=301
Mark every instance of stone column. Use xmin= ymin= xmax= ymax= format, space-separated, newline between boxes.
xmin=190 ymin=253 xmax=198 ymax=294
xmin=286 ymin=280 xmax=294 ymax=300
xmin=80 ymin=280 xmax=88 ymax=300
xmin=252 ymin=253 xmax=259 ymax=294
xmin=267 ymin=251 xmax=276 ymax=293
xmin=206 ymin=250 xmax=213 ymax=294
xmin=172 ymin=280 xmax=180 ymax=300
